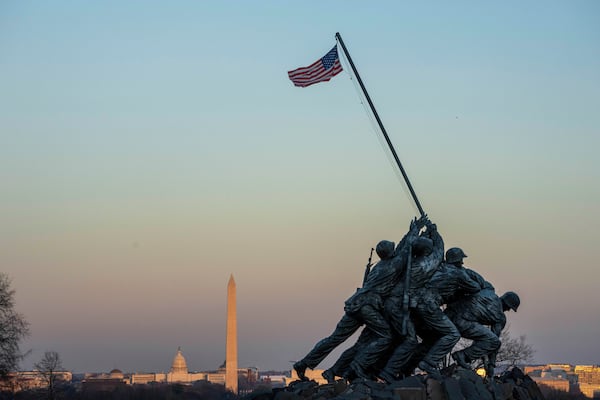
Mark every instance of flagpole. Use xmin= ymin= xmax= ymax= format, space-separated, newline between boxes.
xmin=335 ymin=32 xmax=425 ymax=218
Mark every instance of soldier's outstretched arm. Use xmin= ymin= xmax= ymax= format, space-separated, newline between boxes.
xmin=426 ymin=222 xmax=444 ymax=264
xmin=394 ymin=215 xmax=428 ymax=257
xmin=465 ymin=267 xmax=497 ymax=292
xmin=458 ymin=270 xmax=481 ymax=294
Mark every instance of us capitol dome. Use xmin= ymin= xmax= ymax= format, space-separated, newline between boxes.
xmin=170 ymin=347 xmax=189 ymax=374
xmin=129 ymin=347 xmax=220 ymax=385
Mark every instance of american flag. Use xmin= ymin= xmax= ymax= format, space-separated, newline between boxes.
xmin=288 ymin=46 xmax=343 ymax=88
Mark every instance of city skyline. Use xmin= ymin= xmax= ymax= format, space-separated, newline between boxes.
xmin=2 ymin=1 xmax=599 ymax=373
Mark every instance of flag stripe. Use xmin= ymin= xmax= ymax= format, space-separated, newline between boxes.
xmin=288 ymin=59 xmax=322 ymax=78
xmin=289 ymin=61 xmax=341 ymax=81
xmin=290 ymin=61 xmax=342 ymax=87
xmin=290 ymin=63 xmax=342 ymax=83
xmin=287 ymin=46 xmax=343 ymax=88
xmin=288 ymin=60 xmax=342 ymax=87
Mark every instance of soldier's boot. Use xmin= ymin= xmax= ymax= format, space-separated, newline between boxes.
xmin=342 ymin=367 xmax=357 ymax=382
xmin=322 ymin=369 xmax=335 ymax=384
xmin=293 ymin=360 xmax=308 ymax=381
xmin=350 ymin=361 xmax=371 ymax=381
xmin=452 ymin=351 xmax=472 ymax=369
xmin=418 ymin=360 xmax=442 ymax=380
xmin=378 ymin=369 xmax=397 ymax=384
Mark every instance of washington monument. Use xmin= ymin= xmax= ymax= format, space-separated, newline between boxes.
xmin=225 ymin=274 xmax=238 ymax=394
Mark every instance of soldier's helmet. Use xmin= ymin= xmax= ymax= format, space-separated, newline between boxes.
xmin=376 ymin=240 xmax=395 ymax=260
xmin=445 ymin=247 xmax=468 ymax=263
xmin=500 ymin=291 xmax=520 ymax=312
xmin=413 ymin=237 xmax=434 ymax=256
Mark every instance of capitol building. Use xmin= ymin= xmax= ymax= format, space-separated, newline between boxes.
xmin=80 ymin=347 xmax=257 ymax=392
xmin=128 ymin=347 xmax=221 ymax=385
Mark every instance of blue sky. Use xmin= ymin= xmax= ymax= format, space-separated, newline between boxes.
xmin=1 ymin=1 xmax=599 ymax=373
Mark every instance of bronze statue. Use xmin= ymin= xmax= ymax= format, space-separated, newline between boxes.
xmin=447 ymin=288 xmax=520 ymax=374
xmin=378 ymin=221 xmax=444 ymax=382
xmin=410 ymin=248 xmax=482 ymax=377
xmin=294 ymin=218 xmax=522 ymax=384
xmin=293 ymin=216 xmax=428 ymax=381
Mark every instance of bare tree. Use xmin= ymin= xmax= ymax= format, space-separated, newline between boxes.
xmin=496 ymin=329 xmax=535 ymax=367
xmin=35 ymin=351 xmax=64 ymax=400
xmin=446 ymin=326 xmax=534 ymax=370
xmin=0 ymin=273 xmax=30 ymax=377
xmin=443 ymin=337 xmax=473 ymax=368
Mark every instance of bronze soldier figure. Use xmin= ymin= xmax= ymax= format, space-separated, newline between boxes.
xmin=380 ymin=246 xmax=481 ymax=380
xmin=293 ymin=216 xmax=427 ymax=381
xmin=378 ymin=221 xmax=444 ymax=382
xmin=447 ymin=288 xmax=520 ymax=373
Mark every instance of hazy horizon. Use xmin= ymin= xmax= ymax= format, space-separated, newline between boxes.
xmin=2 ymin=1 xmax=599 ymax=373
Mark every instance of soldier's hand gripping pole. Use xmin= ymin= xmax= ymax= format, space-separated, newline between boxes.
xmin=362 ymin=248 xmax=374 ymax=287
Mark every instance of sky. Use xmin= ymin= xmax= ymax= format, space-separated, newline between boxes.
xmin=1 ymin=1 xmax=599 ymax=373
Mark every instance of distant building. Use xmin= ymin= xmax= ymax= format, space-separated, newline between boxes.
xmin=167 ymin=347 xmax=206 ymax=384
xmin=82 ymin=369 xmax=128 ymax=392
xmin=525 ymin=364 xmax=577 ymax=395
xmin=260 ymin=374 xmax=288 ymax=388
xmin=523 ymin=363 xmax=600 ymax=399
xmin=129 ymin=348 xmax=205 ymax=385
xmin=575 ymin=365 xmax=600 ymax=399
xmin=130 ymin=372 xmax=163 ymax=385
xmin=126 ymin=347 xmax=251 ymax=388
xmin=0 ymin=370 xmax=72 ymax=393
